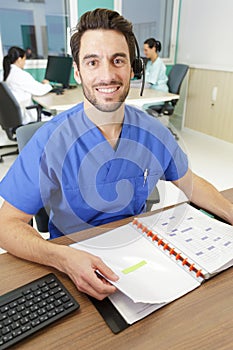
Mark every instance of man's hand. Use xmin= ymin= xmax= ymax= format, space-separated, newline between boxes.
xmin=42 ymin=79 xmax=50 ymax=84
xmin=0 ymin=201 xmax=119 ymax=300
xmin=59 ymin=246 xmax=119 ymax=300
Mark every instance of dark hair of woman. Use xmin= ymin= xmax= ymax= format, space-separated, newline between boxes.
xmin=3 ymin=46 xmax=26 ymax=81
xmin=144 ymin=38 xmax=162 ymax=53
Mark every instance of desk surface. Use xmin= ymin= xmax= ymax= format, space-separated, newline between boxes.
xmin=33 ymin=86 xmax=179 ymax=112
xmin=1 ymin=189 xmax=233 ymax=350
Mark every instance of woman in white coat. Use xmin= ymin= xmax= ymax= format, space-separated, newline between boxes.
xmin=3 ymin=46 xmax=52 ymax=124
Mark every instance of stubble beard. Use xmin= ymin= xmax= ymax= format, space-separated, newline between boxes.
xmin=81 ymin=80 xmax=131 ymax=113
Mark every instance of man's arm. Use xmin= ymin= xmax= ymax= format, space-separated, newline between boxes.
xmin=172 ymin=168 xmax=233 ymax=225
xmin=0 ymin=201 xmax=118 ymax=299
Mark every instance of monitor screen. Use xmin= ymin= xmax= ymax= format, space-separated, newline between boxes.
xmin=44 ymin=56 xmax=73 ymax=88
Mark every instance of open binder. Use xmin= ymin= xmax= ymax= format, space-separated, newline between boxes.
xmin=70 ymin=203 xmax=233 ymax=332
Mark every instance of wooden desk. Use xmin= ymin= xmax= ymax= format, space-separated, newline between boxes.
xmin=33 ymin=86 xmax=179 ymax=112
xmin=1 ymin=190 xmax=233 ymax=350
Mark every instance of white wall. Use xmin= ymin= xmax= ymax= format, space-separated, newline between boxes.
xmin=177 ymin=0 xmax=233 ymax=71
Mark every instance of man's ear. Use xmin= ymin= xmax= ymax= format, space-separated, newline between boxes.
xmin=73 ymin=62 xmax=81 ymax=84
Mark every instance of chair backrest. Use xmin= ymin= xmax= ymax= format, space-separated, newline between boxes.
xmin=167 ymin=64 xmax=189 ymax=95
xmin=0 ymin=82 xmax=23 ymax=130
xmin=16 ymin=121 xmax=45 ymax=152
xmin=16 ymin=122 xmax=49 ymax=233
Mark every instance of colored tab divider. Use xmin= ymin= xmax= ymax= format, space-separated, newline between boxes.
xmin=122 ymin=260 xmax=147 ymax=274
xmin=132 ymin=218 xmax=204 ymax=280
xmin=199 ymin=209 xmax=215 ymax=218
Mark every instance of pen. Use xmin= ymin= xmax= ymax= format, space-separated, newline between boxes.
xmin=143 ymin=168 xmax=149 ymax=186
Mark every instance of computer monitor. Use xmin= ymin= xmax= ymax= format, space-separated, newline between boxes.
xmin=44 ymin=56 xmax=73 ymax=88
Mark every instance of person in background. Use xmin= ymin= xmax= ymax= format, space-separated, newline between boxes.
xmin=3 ymin=46 xmax=52 ymax=124
xmin=143 ymin=38 xmax=168 ymax=92
xmin=25 ymin=47 xmax=37 ymax=59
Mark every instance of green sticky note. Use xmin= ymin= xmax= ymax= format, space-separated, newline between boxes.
xmin=199 ymin=209 xmax=215 ymax=218
xmin=122 ymin=260 xmax=147 ymax=274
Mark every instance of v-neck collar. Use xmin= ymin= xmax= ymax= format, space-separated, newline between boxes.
xmin=82 ymin=109 xmax=130 ymax=155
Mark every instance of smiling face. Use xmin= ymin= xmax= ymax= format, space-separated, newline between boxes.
xmin=74 ymin=29 xmax=133 ymax=113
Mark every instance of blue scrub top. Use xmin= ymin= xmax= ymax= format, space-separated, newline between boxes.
xmin=0 ymin=103 xmax=188 ymax=238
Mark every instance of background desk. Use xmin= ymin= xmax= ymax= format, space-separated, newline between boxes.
xmin=1 ymin=188 xmax=233 ymax=350
xmin=33 ymin=86 xmax=179 ymax=113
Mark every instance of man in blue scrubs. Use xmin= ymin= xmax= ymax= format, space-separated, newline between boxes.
xmin=0 ymin=9 xmax=232 ymax=300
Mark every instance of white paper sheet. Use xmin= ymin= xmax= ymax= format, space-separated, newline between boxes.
xmin=70 ymin=224 xmax=200 ymax=303
xmin=109 ymin=290 xmax=165 ymax=325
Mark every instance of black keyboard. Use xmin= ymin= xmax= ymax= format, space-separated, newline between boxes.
xmin=50 ymin=87 xmax=64 ymax=94
xmin=0 ymin=273 xmax=80 ymax=349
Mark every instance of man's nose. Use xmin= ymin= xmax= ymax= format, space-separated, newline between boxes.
xmin=98 ymin=60 xmax=116 ymax=81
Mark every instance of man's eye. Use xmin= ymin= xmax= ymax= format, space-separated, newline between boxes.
xmin=87 ymin=60 xmax=97 ymax=67
xmin=113 ymin=58 xmax=125 ymax=66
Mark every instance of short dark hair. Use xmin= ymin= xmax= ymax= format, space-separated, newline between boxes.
xmin=3 ymin=46 xmax=26 ymax=81
xmin=144 ymin=38 xmax=162 ymax=52
xmin=70 ymin=8 xmax=136 ymax=68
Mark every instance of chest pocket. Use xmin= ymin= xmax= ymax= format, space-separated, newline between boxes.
xmin=134 ymin=170 xmax=160 ymax=213
xmin=62 ymin=154 xmax=162 ymax=221
xmin=62 ymin=170 xmax=160 ymax=225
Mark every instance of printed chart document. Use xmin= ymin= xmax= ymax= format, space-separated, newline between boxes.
xmin=70 ymin=203 xmax=233 ymax=325
xmin=139 ymin=203 xmax=233 ymax=277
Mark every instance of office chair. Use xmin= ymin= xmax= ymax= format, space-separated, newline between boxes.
xmin=146 ymin=186 xmax=160 ymax=211
xmin=0 ymin=82 xmax=50 ymax=162
xmin=16 ymin=122 xmax=49 ymax=233
xmin=146 ymin=64 xmax=189 ymax=140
